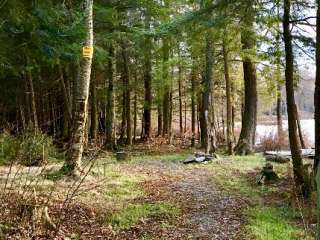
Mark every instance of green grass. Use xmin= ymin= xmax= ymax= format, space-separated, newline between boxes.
xmin=246 ymin=207 xmax=312 ymax=240
xmin=104 ymin=173 xmax=144 ymax=201
xmin=206 ymin=155 xmax=280 ymax=199
xmin=107 ymin=202 xmax=180 ymax=231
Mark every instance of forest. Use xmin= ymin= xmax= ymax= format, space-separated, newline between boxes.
xmin=0 ymin=0 xmax=320 ymax=239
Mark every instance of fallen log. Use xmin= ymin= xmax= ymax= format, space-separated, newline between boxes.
xmin=264 ymin=149 xmax=315 ymax=164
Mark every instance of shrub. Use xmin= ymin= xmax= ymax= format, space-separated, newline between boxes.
xmin=0 ymin=130 xmax=19 ymax=164
xmin=17 ymin=129 xmax=58 ymax=166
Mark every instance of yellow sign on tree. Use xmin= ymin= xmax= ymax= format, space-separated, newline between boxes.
xmin=82 ymin=46 xmax=93 ymax=58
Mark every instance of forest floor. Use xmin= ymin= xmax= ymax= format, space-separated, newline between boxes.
xmin=0 ymin=147 xmax=316 ymax=239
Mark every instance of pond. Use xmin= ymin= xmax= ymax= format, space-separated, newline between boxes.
xmin=255 ymin=119 xmax=314 ymax=146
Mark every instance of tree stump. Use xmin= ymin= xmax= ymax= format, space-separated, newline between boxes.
xmin=256 ymin=163 xmax=279 ymax=184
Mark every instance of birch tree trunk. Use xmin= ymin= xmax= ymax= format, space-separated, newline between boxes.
xmin=64 ymin=0 xmax=93 ymax=176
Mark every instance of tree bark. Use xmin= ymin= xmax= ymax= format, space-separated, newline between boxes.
xmin=65 ymin=0 xmax=93 ymax=176
xmin=105 ymin=44 xmax=115 ymax=149
xmin=133 ymin=71 xmax=138 ymax=143
xmin=121 ymin=42 xmax=132 ymax=145
xmin=178 ymin=51 xmax=183 ymax=136
xmin=26 ymin=60 xmax=38 ymax=131
xmin=283 ymin=0 xmax=310 ymax=197
xmin=90 ymin=74 xmax=98 ymax=142
xmin=143 ymin=19 xmax=152 ymax=140
xmin=162 ymin=38 xmax=170 ymax=137
xmin=223 ymin=40 xmax=233 ymax=155
xmin=157 ymin=103 xmax=162 ymax=136
xmin=191 ymin=66 xmax=197 ymax=147
xmin=234 ymin=4 xmax=257 ymax=155
xmin=276 ymin=85 xmax=283 ymax=148
xmin=295 ymin=104 xmax=306 ymax=149
xmin=200 ymin=34 xmax=216 ymax=154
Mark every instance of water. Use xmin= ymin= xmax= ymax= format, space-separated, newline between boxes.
xmin=255 ymin=119 xmax=315 ymax=146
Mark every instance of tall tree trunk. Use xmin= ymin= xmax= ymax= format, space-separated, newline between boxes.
xmin=234 ymin=4 xmax=257 ymax=155
xmin=143 ymin=19 xmax=152 ymax=140
xmin=133 ymin=71 xmax=138 ymax=143
xmin=223 ymin=40 xmax=233 ymax=154
xmin=191 ymin=66 xmax=196 ymax=147
xmin=200 ymin=34 xmax=216 ymax=154
xmin=24 ymin=74 xmax=31 ymax=126
xmin=90 ymin=75 xmax=98 ymax=142
xmin=59 ymin=65 xmax=72 ymax=121
xmin=169 ymin=87 xmax=173 ymax=142
xmin=178 ymin=55 xmax=183 ymax=136
xmin=122 ymin=42 xmax=132 ymax=145
xmin=276 ymin=5 xmax=283 ymax=149
xmin=283 ymin=0 xmax=310 ymax=197
xmin=119 ymin=79 xmax=126 ymax=142
xmin=26 ymin=62 xmax=38 ymax=131
xmin=105 ymin=44 xmax=115 ymax=149
xmin=162 ymin=38 xmax=170 ymax=137
xmin=276 ymin=85 xmax=283 ymax=148
xmin=295 ymin=104 xmax=306 ymax=149
xmin=184 ymin=100 xmax=187 ymax=134
xmin=157 ymin=103 xmax=162 ymax=136
xmin=59 ymin=65 xmax=72 ymax=139
xmin=65 ymin=0 xmax=93 ymax=176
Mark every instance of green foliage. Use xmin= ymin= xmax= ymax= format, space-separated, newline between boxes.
xmin=246 ymin=207 xmax=312 ymax=240
xmin=0 ymin=131 xmax=19 ymax=164
xmin=107 ymin=202 xmax=180 ymax=230
xmin=17 ymin=128 xmax=59 ymax=166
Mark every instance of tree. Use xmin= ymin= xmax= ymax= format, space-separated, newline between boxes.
xmin=105 ymin=44 xmax=115 ymax=149
xmin=64 ymin=0 xmax=94 ymax=176
xmin=234 ymin=1 xmax=257 ymax=155
xmin=142 ymin=17 xmax=152 ymax=140
xmin=283 ymin=0 xmax=310 ymax=197
xmin=162 ymin=38 xmax=171 ymax=137
xmin=223 ymin=35 xmax=233 ymax=155
xmin=200 ymin=32 xmax=216 ymax=154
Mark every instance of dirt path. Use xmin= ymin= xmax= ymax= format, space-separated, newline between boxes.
xmin=136 ymin=160 xmax=247 ymax=240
